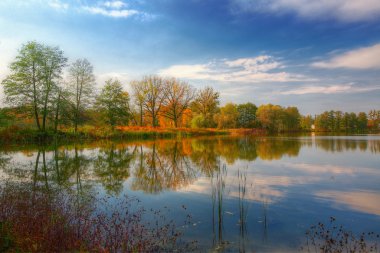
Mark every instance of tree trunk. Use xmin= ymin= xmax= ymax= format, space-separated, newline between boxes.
xmin=32 ymin=63 xmax=41 ymax=131
xmin=54 ymin=92 xmax=61 ymax=133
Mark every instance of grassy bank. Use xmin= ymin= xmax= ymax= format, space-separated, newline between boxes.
xmin=0 ymin=125 xmax=232 ymax=144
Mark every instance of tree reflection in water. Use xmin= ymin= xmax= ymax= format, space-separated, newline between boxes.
xmin=131 ymin=140 xmax=197 ymax=193
xmin=95 ymin=143 xmax=135 ymax=195
xmin=1 ymin=136 xmax=378 ymax=251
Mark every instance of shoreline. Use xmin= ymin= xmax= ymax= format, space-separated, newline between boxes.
xmin=0 ymin=126 xmax=377 ymax=144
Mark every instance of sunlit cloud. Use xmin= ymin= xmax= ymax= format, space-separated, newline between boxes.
xmin=284 ymin=162 xmax=380 ymax=176
xmin=96 ymin=72 xmax=132 ymax=91
xmin=312 ymin=44 xmax=380 ymax=70
xmin=316 ymin=190 xmax=380 ymax=216
xmin=279 ymin=84 xmax=380 ymax=95
xmin=159 ymin=56 xmax=313 ymax=83
xmin=181 ymin=171 xmax=320 ymax=204
xmin=232 ymin=0 xmax=380 ymax=23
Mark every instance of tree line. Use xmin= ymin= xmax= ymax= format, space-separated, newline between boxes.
xmin=1 ymin=41 xmax=379 ymax=134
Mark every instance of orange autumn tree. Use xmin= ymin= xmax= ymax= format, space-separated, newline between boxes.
xmin=161 ymin=78 xmax=195 ymax=128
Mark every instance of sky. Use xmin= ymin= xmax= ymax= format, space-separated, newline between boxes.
xmin=0 ymin=0 xmax=380 ymax=114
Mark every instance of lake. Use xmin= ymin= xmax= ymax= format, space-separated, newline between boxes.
xmin=1 ymin=135 xmax=380 ymax=252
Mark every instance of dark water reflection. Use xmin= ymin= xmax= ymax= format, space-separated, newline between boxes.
xmin=1 ymin=135 xmax=380 ymax=252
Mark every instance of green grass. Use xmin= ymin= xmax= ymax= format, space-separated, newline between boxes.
xmin=0 ymin=125 xmax=230 ymax=144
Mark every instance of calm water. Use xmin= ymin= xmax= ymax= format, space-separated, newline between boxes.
xmin=1 ymin=135 xmax=380 ymax=252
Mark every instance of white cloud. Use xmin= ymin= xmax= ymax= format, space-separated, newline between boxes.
xmin=316 ymin=190 xmax=380 ymax=216
xmin=103 ymin=1 xmax=127 ymax=9
xmin=82 ymin=6 xmax=139 ymax=18
xmin=80 ymin=1 xmax=148 ymax=19
xmin=48 ymin=0 xmax=69 ymax=11
xmin=96 ymin=72 xmax=132 ymax=91
xmin=312 ymin=44 xmax=380 ymax=70
xmin=280 ymin=84 xmax=380 ymax=95
xmin=159 ymin=56 xmax=313 ymax=83
xmin=232 ymin=0 xmax=380 ymax=22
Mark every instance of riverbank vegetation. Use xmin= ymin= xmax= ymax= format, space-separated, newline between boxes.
xmin=0 ymin=183 xmax=196 ymax=252
xmin=1 ymin=41 xmax=379 ymax=142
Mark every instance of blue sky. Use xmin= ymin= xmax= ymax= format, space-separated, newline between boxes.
xmin=1 ymin=0 xmax=380 ymax=114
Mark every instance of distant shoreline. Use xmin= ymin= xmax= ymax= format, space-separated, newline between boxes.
xmin=1 ymin=126 xmax=377 ymax=144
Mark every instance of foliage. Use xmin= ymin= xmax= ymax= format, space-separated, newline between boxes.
xmin=215 ymin=103 xmax=239 ymax=129
xmin=368 ymin=110 xmax=380 ymax=130
xmin=191 ymin=86 xmax=220 ymax=128
xmin=0 ymin=109 xmax=12 ymax=128
xmin=237 ymin=102 xmax=257 ymax=128
xmin=1 ymin=40 xmax=378 ymax=139
xmin=95 ymin=79 xmax=131 ymax=129
xmin=68 ymin=58 xmax=95 ymax=132
xmin=130 ymin=79 xmax=149 ymax=126
xmin=141 ymin=75 xmax=166 ymax=127
xmin=314 ymin=110 xmax=368 ymax=132
xmin=256 ymin=104 xmax=300 ymax=132
xmin=301 ymin=115 xmax=314 ymax=130
xmin=161 ymin=78 xmax=195 ymax=127
xmin=1 ymin=41 xmax=67 ymax=132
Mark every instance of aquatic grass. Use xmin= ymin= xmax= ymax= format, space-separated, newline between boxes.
xmin=302 ymin=217 xmax=380 ymax=253
xmin=0 ymin=184 xmax=197 ymax=252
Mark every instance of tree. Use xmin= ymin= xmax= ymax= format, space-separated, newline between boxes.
xmin=162 ymin=78 xmax=195 ymax=127
xmin=357 ymin=112 xmax=368 ymax=132
xmin=237 ymin=103 xmax=257 ymax=128
xmin=95 ymin=79 xmax=130 ymax=129
xmin=2 ymin=41 xmax=67 ymax=132
xmin=283 ymin=106 xmax=301 ymax=131
xmin=215 ymin=103 xmax=238 ymax=129
xmin=256 ymin=104 xmax=284 ymax=132
xmin=141 ymin=75 xmax=165 ymax=127
xmin=300 ymin=115 xmax=314 ymax=131
xmin=191 ymin=86 xmax=219 ymax=128
xmin=0 ymin=108 xmax=12 ymax=128
xmin=68 ymin=58 xmax=95 ymax=133
xmin=130 ymin=80 xmax=148 ymax=126
xmin=40 ymin=45 xmax=67 ymax=131
xmin=368 ymin=110 xmax=380 ymax=130
xmin=50 ymin=85 xmax=73 ymax=133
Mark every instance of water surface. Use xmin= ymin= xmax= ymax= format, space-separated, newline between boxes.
xmin=1 ymin=135 xmax=379 ymax=252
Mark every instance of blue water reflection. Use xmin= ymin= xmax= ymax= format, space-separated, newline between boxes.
xmin=0 ymin=135 xmax=379 ymax=252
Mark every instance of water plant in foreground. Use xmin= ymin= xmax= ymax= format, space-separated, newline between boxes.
xmin=0 ymin=183 xmax=197 ymax=252
xmin=302 ymin=217 xmax=379 ymax=253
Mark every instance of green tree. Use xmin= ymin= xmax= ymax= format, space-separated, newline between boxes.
xmin=141 ymin=75 xmax=165 ymax=127
xmin=0 ymin=108 xmax=12 ymax=128
xmin=95 ymin=79 xmax=131 ymax=129
xmin=191 ymin=86 xmax=220 ymax=128
xmin=130 ymin=80 xmax=148 ymax=126
xmin=300 ymin=115 xmax=314 ymax=131
xmin=315 ymin=111 xmax=330 ymax=131
xmin=283 ymin=107 xmax=301 ymax=131
xmin=50 ymin=86 xmax=73 ymax=133
xmin=357 ymin=112 xmax=368 ymax=132
xmin=2 ymin=41 xmax=67 ymax=132
xmin=237 ymin=103 xmax=257 ymax=128
xmin=68 ymin=58 xmax=95 ymax=133
xmin=256 ymin=104 xmax=284 ymax=132
xmin=215 ymin=103 xmax=238 ymax=129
